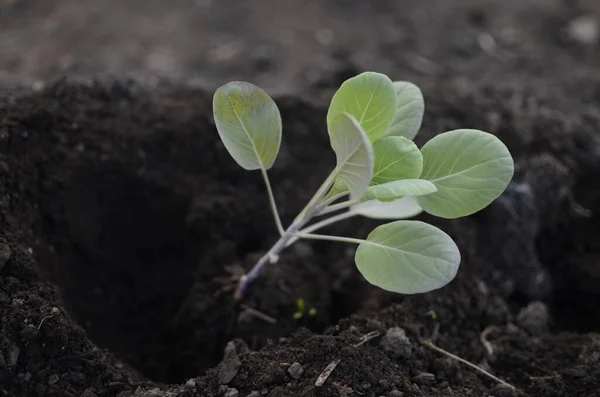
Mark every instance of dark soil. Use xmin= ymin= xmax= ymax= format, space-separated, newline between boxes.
xmin=2 ymin=1 xmax=600 ymax=397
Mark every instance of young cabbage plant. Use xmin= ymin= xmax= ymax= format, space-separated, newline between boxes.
xmin=212 ymin=72 xmax=514 ymax=300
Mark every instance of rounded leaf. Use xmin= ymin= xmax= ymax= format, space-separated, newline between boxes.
xmin=355 ymin=221 xmax=460 ymax=294
xmin=330 ymin=113 xmax=374 ymax=200
xmin=352 ymin=197 xmax=423 ymax=219
xmin=416 ymin=129 xmax=514 ymax=219
xmin=362 ymin=179 xmax=437 ymax=202
xmin=386 ymin=81 xmax=424 ymax=140
xmin=213 ymin=81 xmax=282 ymax=170
xmin=372 ymin=136 xmax=423 ymax=185
xmin=327 ymin=72 xmax=397 ymax=142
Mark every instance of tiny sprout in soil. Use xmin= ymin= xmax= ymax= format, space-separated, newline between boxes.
xmin=212 ymin=71 xmax=514 ymax=300
xmin=292 ymin=298 xmax=317 ymax=320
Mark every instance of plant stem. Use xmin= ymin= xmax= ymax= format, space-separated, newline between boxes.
xmin=293 ymin=232 xmax=365 ymax=246
xmin=285 ymin=210 xmax=358 ymax=248
xmin=314 ymin=192 xmax=348 ymax=213
xmin=235 ymin=170 xmax=338 ymax=300
xmin=317 ymin=199 xmax=357 ymax=216
xmin=297 ymin=170 xmax=338 ymax=220
xmin=261 ymin=168 xmax=285 ymax=236
xmin=234 ymin=218 xmax=305 ymax=300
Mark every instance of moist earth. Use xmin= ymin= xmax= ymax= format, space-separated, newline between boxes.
xmin=2 ymin=1 xmax=600 ymax=397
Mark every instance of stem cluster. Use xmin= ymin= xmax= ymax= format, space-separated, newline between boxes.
xmin=234 ymin=171 xmax=361 ymax=300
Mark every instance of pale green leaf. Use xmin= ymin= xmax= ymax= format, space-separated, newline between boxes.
xmin=329 ymin=113 xmax=374 ymax=200
xmin=386 ymin=81 xmax=424 ymax=140
xmin=213 ymin=81 xmax=282 ymax=170
xmin=372 ymin=136 xmax=423 ymax=185
xmin=326 ymin=179 xmax=348 ymax=199
xmin=362 ymin=179 xmax=437 ymax=202
xmin=327 ymin=72 xmax=397 ymax=142
xmin=355 ymin=220 xmax=460 ymax=294
xmin=352 ymin=197 xmax=423 ymax=219
xmin=416 ymin=129 xmax=514 ymax=219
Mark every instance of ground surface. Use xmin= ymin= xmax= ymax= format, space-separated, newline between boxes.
xmin=2 ymin=0 xmax=600 ymax=396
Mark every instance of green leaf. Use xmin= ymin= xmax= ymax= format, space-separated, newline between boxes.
xmin=362 ymin=179 xmax=437 ymax=202
xmin=329 ymin=113 xmax=374 ymax=200
xmin=386 ymin=82 xmax=425 ymax=140
xmin=352 ymin=197 xmax=423 ymax=219
xmin=416 ymin=129 xmax=514 ymax=219
xmin=355 ymin=220 xmax=460 ymax=294
xmin=327 ymin=72 xmax=397 ymax=142
xmin=212 ymin=81 xmax=282 ymax=170
xmin=372 ymin=136 xmax=423 ymax=185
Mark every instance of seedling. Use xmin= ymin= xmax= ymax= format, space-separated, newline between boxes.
xmin=212 ymin=72 xmax=514 ymax=301
xmin=292 ymin=298 xmax=317 ymax=320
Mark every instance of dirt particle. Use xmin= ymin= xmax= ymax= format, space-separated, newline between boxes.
xmin=69 ymin=372 xmax=87 ymax=385
xmin=388 ymin=390 xmax=404 ymax=397
xmin=292 ymin=242 xmax=313 ymax=258
xmin=378 ymin=379 xmax=390 ymax=389
xmin=260 ymin=364 xmax=285 ymax=385
xmin=560 ymin=367 xmax=587 ymax=378
xmin=7 ymin=344 xmax=19 ymax=367
xmin=517 ymin=301 xmax=550 ymax=335
xmin=47 ymin=374 xmax=59 ymax=385
xmin=20 ymin=325 xmax=39 ymax=342
xmin=218 ymin=341 xmax=241 ymax=384
xmin=566 ymin=15 xmax=599 ymax=46
xmin=141 ymin=388 xmax=162 ymax=397
xmin=379 ymin=327 xmax=412 ymax=359
xmin=287 ymin=362 xmax=304 ymax=379
xmin=412 ymin=372 xmax=435 ymax=386
xmin=224 ymin=388 xmax=239 ymax=397
xmin=0 ymin=239 xmax=10 ymax=271
xmin=492 ymin=384 xmax=517 ymax=397
xmin=334 ymin=382 xmax=354 ymax=397
xmin=245 ymin=392 xmax=260 ymax=397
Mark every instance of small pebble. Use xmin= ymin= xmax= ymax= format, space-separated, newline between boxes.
xmin=219 ymin=385 xmax=229 ymax=394
xmin=361 ymin=381 xmax=372 ymax=389
xmin=224 ymin=388 xmax=239 ymax=397
xmin=287 ymin=362 xmax=304 ymax=379
xmin=566 ymin=14 xmax=599 ymax=45
xmin=412 ymin=372 xmax=435 ymax=386
xmin=378 ymin=379 xmax=390 ymax=389
xmin=47 ymin=374 xmax=59 ymax=385
xmin=492 ymin=384 xmax=517 ymax=397
xmin=246 ymin=392 xmax=260 ymax=397
xmin=218 ymin=341 xmax=241 ymax=384
xmin=185 ymin=378 xmax=196 ymax=388
xmin=379 ymin=327 xmax=412 ymax=359
xmin=23 ymin=372 xmax=32 ymax=382
xmin=389 ymin=390 xmax=404 ymax=397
